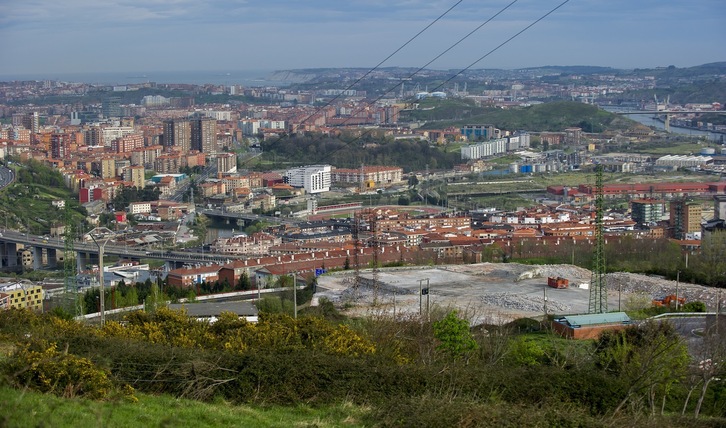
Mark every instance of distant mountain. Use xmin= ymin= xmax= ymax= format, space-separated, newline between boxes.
xmin=515 ymin=65 xmax=619 ymax=75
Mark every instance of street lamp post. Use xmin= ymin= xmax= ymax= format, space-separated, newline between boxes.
xmin=90 ymin=233 xmax=112 ymax=326
xmin=676 ymin=270 xmax=681 ymax=312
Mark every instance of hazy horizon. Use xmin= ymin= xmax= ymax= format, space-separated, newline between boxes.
xmin=1 ymin=0 xmax=724 ymax=76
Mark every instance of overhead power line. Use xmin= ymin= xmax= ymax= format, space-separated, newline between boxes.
xmin=308 ymin=0 xmax=569 ymax=166
xmin=430 ymin=0 xmax=571 ymax=93
xmin=266 ymin=0 xmax=464 ymax=143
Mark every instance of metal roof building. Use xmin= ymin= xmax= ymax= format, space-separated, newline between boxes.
xmin=553 ymin=312 xmax=632 ymax=339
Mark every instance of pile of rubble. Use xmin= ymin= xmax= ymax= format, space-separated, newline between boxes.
xmin=479 ymin=292 xmax=571 ymax=313
xmin=606 ymin=272 xmax=724 ymax=311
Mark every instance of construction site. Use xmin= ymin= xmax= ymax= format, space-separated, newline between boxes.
xmin=315 ymin=263 xmax=724 ymax=325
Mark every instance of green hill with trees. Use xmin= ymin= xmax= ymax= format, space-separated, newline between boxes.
xmin=0 ymin=159 xmax=86 ymax=235
xmin=408 ymin=100 xmax=634 ymax=133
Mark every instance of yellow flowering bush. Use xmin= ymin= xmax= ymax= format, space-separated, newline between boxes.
xmin=3 ymin=340 xmax=135 ymax=401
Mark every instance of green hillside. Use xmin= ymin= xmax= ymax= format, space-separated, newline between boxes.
xmin=0 ymin=159 xmax=86 ymax=235
xmin=408 ymin=100 xmax=634 ymax=132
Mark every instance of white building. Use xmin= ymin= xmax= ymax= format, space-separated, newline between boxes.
xmin=461 ymin=138 xmax=508 ymax=160
xmin=201 ymin=110 xmax=232 ymax=121
xmin=128 ymin=202 xmax=152 ymax=215
xmin=141 ymin=95 xmax=170 ymax=108
xmin=102 ymin=126 xmax=136 ymax=148
xmin=655 ymin=155 xmax=712 ymax=169
xmin=285 ymin=165 xmax=331 ymax=194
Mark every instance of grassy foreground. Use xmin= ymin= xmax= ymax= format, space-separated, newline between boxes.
xmin=0 ymin=385 xmax=367 ymax=428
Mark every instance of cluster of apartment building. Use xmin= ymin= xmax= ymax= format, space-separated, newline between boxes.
xmin=162 ymin=193 xmax=725 ymax=290
xmin=0 ymin=281 xmax=44 ymax=311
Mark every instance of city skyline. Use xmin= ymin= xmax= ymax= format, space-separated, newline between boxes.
xmin=0 ymin=0 xmax=724 ymax=77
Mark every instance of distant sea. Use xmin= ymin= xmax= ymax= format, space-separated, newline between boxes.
xmin=0 ymin=69 xmax=288 ymax=87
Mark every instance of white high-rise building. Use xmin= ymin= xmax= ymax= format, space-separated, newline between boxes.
xmin=285 ymin=165 xmax=331 ymax=194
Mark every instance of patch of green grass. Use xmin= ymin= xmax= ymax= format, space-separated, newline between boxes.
xmin=0 ymin=385 xmax=369 ymax=428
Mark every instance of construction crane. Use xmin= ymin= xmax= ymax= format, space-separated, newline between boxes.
xmin=589 ymin=164 xmax=607 ymax=314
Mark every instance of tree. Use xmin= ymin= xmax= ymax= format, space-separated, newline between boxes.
xmin=236 ymin=272 xmax=251 ymax=291
xmin=693 ymin=231 xmax=726 ymax=287
xmin=433 ymin=310 xmax=478 ymax=360
xmin=594 ymin=321 xmax=689 ymax=416
xmin=688 ymin=323 xmax=726 ymax=418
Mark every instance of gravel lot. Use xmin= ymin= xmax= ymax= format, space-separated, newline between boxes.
xmin=315 ymin=263 xmax=724 ymax=324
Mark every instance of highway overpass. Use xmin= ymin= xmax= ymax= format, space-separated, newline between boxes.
xmin=0 ymin=230 xmax=236 ymax=272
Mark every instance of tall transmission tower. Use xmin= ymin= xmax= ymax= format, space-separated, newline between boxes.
xmin=352 ymin=211 xmax=361 ymax=298
xmin=589 ymin=164 xmax=607 ymax=314
xmin=63 ymin=204 xmax=81 ymax=315
xmin=365 ymin=208 xmax=380 ymax=305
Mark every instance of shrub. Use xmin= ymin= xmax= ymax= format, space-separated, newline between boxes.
xmin=2 ymin=340 xmax=134 ymax=401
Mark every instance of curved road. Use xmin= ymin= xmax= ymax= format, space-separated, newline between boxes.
xmin=0 ymin=165 xmax=15 ymax=190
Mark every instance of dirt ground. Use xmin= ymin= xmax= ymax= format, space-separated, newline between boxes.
xmin=314 ymin=263 xmax=724 ymax=324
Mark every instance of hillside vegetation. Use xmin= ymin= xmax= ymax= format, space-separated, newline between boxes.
xmin=409 ymin=100 xmax=634 ymax=132
xmin=0 ymin=306 xmax=724 ymax=427
xmin=0 ymin=159 xmax=86 ymax=234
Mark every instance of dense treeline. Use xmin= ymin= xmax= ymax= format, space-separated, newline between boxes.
xmin=0 ymin=304 xmax=724 ymax=426
xmin=261 ymin=133 xmax=460 ymax=171
xmin=411 ymin=100 xmax=632 ymax=133
xmin=111 ymin=186 xmax=161 ymax=210
xmin=14 ymin=158 xmax=65 ymax=188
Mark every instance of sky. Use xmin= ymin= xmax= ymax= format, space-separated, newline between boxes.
xmin=0 ymin=0 xmax=724 ymax=77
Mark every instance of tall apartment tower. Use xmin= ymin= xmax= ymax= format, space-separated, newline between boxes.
xmin=100 ymin=157 xmax=117 ymax=179
xmin=50 ymin=133 xmax=71 ymax=159
xmin=631 ymin=199 xmax=667 ymax=225
xmin=191 ymin=117 xmax=217 ymax=154
xmin=714 ymin=195 xmax=726 ymax=220
xmin=13 ymin=112 xmax=39 ymax=133
xmin=123 ymin=165 xmax=146 ymax=189
xmin=670 ymin=199 xmax=702 ymax=240
xmin=163 ymin=119 xmax=192 ymax=153
xmin=102 ymin=97 xmax=122 ymax=118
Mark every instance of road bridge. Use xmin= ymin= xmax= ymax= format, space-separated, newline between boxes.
xmin=0 ymin=230 xmax=235 ymax=272
xmin=199 ymin=208 xmax=296 ymax=227
xmin=611 ymin=110 xmax=726 ymax=132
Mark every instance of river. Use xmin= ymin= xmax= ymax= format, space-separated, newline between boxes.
xmin=602 ymin=106 xmax=724 ymax=142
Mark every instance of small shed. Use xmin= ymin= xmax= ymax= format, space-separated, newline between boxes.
xmin=553 ymin=312 xmax=632 ymax=339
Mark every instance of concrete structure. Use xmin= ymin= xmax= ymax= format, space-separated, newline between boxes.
xmin=631 ymin=199 xmax=667 ymax=225
xmin=210 ymin=233 xmax=281 ymax=256
xmin=461 ymin=124 xmax=497 ymax=141
xmin=670 ymin=199 xmax=702 ymax=240
xmin=102 ymin=97 xmax=122 ymax=118
xmin=166 ymin=265 xmax=221 ymax=288
xmin=330 ymin=166 xmax=403 ymax=187
xmin=0 ymin=281 xmax=44 ymax=311
xmin=655 ymin=155 xmax=713 ymax=169
xmin=714 ymin=195 xmax=726 ymax=220
xmin=123 ymin=165 xmax=145 ymax=189
xmin=285 ymin=165 xmax=331 ymax=194
xmin=191 ymin=117 xmax=217 ymax=154
xmin=128 ymin=201 xmax=152 ymax=215
xmin=163 ymin=119 xmax=192 ymax=153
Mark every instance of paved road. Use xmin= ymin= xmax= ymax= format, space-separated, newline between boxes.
xmin=0 ymin=165 xmax=15 ymax=190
